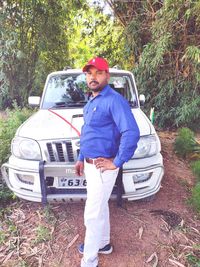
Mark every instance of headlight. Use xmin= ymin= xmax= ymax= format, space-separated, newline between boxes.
xmin=11 ymin=137 xmax=42 ymax=160
xmin=132 ymin=135 xmax=160 ymax=159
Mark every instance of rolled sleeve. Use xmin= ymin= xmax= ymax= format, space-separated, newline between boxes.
xmin=78 ymin=151 xmax=84 ymax=162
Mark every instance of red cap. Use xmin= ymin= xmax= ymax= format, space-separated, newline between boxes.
xmin=82 ymin=57 xmax=109 ymax=72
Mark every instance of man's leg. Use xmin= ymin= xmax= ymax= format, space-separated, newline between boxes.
xmin=81 ymin=162 xmax=119 ymax=267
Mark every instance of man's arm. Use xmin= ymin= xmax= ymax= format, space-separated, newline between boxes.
xmin=75 ymin=160 xmax=84 ymax=176
xmin=95 ymin=96 xmax=140 ymax=171
xmin=75 ymin=151 xmax=84 ymax=176
xmin=113 ymin=129 xmax=139 ymax=167
xmin=94 ymin=157 xmax=116 ymax=172
xmin=111 ymin=95 xmax=140 ymax=168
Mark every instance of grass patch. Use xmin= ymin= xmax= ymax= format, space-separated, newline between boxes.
xmin=174 ymin=128 xmax=200 ymax=214
xmin=18 ymin=260 xmax=30 ymax=267
xmin=34 ymin=225 xmax=51 ymax=244
xmin=174 ymin=127 xmax=200 ymax=158
xmin=0 ymin=183 xmax=15 ymax=205
xmin=190 ymin=183 xmax=200 ymax=213
xmin=0 ymin=230 xmax=7 ymax=245
xmin=43 ymin=205 xmax=57 ymax=225
xmin=187 ymin=253 xmax=200 ymax=267
xmin=191 ymin=160 xmax=200 ymax=182
xmin=0 ymin=104 xmax=34 ymax=165
xmin=0 ymin=210 xmax=19 ymax=250
xmin=6 ymin=220 xmax=19 ymax=236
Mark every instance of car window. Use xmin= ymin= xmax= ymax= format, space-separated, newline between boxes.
xmin=41 ymin=73 xmax=138 ymax=109
xmin=109 ymin=75 xmax=137 ymax=107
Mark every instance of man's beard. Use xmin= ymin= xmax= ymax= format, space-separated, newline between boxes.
xmin=89 ymin=81 xmax=103 ymax=92
xmin=91 ymin=87 xmax=102 ymax=92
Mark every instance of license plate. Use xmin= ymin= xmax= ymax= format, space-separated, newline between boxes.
xmin=58 ymin=177 xmax=87 ymax=188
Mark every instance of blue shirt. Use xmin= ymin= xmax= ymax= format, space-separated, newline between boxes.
xmin=78 ymin=85 xmax=140 ymax=167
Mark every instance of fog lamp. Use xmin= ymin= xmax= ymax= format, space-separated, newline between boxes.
xmin=17 ymin=174 xmax=34 ymax=185
xmin=132 ymin=172 xmax=152 ymax=183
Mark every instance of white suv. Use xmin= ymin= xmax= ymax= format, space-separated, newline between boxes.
xmin=1 ymin=68 xmax=164 ymax=203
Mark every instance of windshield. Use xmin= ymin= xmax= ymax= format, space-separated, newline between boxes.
xmin=41 ymin=73 xmax=138 ymax=109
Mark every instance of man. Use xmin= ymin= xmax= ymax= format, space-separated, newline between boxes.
xmin=75 ymin=57 xmax=140 ymax=267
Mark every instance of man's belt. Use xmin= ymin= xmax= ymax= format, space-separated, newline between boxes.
xmin=85 ymin=158 xmax=97 ymax=164
xmin=85 ymin=157 xmax=114 ymax=164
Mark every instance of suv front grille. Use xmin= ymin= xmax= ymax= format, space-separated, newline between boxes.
xmin=46 ymin=141 xmax=74 ymax=162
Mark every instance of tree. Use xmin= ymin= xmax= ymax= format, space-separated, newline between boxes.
xmin=0 ymin=0 xmax=87 ymax=108
xmin=0 ymin=0 xmax=127 ymax=108
xmin=106 ymin=0 xmax=200 ymax=129
xmin=67 ymin=2 xmax=127 ymax=69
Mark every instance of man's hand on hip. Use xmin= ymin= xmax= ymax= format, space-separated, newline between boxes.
xmin=95 ymin=157 xmax=117 ymax=172
xmin=75 ymin=161 xmax=84 ymax=176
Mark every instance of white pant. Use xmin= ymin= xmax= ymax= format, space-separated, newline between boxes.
xmin=81 ymin=161 xmax=119 ymax=267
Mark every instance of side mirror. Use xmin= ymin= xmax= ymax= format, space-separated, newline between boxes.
xmin=139 ymin=94 xmax=145 ymax=106
xmin=28 ymin=96 xmax=40 ymax=107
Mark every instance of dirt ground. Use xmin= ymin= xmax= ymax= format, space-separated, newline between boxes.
xmin=0 ymin=132 xmax=200 ymax=267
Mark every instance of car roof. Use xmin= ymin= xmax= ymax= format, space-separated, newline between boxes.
xmin=47 ymin=68 xmax=133 ymax=77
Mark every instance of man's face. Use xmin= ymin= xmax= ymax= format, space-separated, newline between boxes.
xmin=85 ymin=66 xmax=110 ymax=93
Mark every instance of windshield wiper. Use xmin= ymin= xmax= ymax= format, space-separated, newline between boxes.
xmin=50 ymin=101 xmax=87 ymax=108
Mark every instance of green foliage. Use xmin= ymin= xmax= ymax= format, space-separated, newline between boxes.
xmin=174 ymin=128 xmax=200 ymax=158
xmin=35 ymin=225 xmax=51 ymax=243
xmin=187 ymin=253 xmax=200 ymax=267
xmin=0 ymin=104 xmax=34 ymax=165
xmin=174 ymin=128 xmax=200 ymax=215
xmin=0 ymin=184 xmax=15 ymax=203
xmin=43 ymin=205 xmax=57 ymax=225
xmin=191 ymin=160 xmax=200 ymax=182
xmin=0 ymin=230 xmax=6 ymax=245
xmin=173 ymin=128 xmax=200 ymax=214
xmin=18 ymin=260 xmax=29 ymax=267
xmin=6 ymin=219 xmax=19 ymax=236
xmin=190 ymin=183 xmax=200 ymax=213
xmin=0 ymin=0 xmax=126 ymax=109
xmin=0 ymin=215 xmax=20 ymax=251
xmin=0 ymin=0 xmax=88 ymax=109
xmin=111 ymin=0 xmax=200 ymax=128
xmin=68 ymin=4 xmax=126 ymax=69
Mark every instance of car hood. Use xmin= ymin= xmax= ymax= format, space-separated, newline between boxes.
xmin=16 ymin=108 xmax=154 ymax=140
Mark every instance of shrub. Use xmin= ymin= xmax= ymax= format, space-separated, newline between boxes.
xmin=187 ymin=253 xmax=200 ymax=267
xmin=0 ymin=183 xmax=15 ymax=204
xmin=191 ymin=160 xmax=200 ymax=182
xmin=190 ymin=183 xmax=200 ymax=213
xmin=35 ymin=225 xmax=51 ymax=243
xmin=174 ymin=128 xmax=200 ymax=214
xmin=174 ymin=127 xmax=200 ymax=158
xmin=0 ymin=103 xmax=34 ymax=165
xmin=0 ymin=104 xmax=34 ymax=204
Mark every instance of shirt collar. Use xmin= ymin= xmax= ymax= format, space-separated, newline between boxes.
xmin=88 ymin=84 xmax=111 ymax=102
xmin=99 ymin=84 xmax=110 ymax=96
xmin=89 ymin=84 xmax=111 ymax=102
